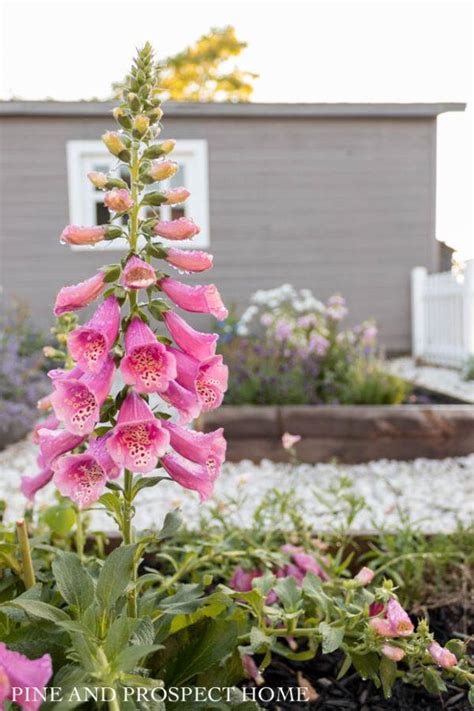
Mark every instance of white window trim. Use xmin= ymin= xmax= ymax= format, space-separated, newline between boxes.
xmin=66 ymin=139 xmax=210 ymax=250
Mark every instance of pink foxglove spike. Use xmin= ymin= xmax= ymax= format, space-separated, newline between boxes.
xmin=121 ymin=255 xmax=156 ymax=289
xmin=160 ymin=452 xmax=215 ymax=501
xmin=60 ymin=225 xmax=106 ymax=246
xmin=54 ymin=272 xmax=106 ymax=316
xmin=164 ymin=311 xmax=217 ymax=361
xmin=153 ymin=217 xmax=200 ymax=240
xmin=159 ymin=277 xmax=228 ymax=320
xmin=121 ymin=316 xmax=177 ymax=393
xmin=160 ymin=380 xmax=201 ymax=425
xmin=165 ymin=248 xmax=213 ymax=274
xmin=162 ymin=421 xmax=226 ymax=480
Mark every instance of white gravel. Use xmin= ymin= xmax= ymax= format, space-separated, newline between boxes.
xmin=388 ymin=357 xmax=474 ymax=403
xmin=1 ymin=438 xmax=473 ymax=534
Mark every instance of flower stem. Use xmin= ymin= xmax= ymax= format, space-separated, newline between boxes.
xmin=122 ymin=469 xmax=137 ymax=618
xmin=75 ymin=507 xmax=84 ymax=562
xmin=129 ymin=142 xmax=140 ymax=253
xmin=16 ymin=519 xmax=36 ymax=589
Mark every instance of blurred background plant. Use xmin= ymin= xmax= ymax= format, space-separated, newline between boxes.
xmin=218 ymin=284 xmax=410 ymax=405
xmin=462 ymin=355 xmax=474 ymax=381
xmin=0 ymin=302 xmax=49 ymax=449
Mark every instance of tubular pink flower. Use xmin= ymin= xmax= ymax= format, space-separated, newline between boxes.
xmin=164 ymin=187 xmax=190 ymax=205
xmin=104 ymin=188 xmax=134 ymax=212
xmin=386 ymin=598 xmax=414 ymax=637
xmin=60 ymin=225 xmax=106 ymax=246
xmin=67 ymin=296 xmax=120 ymax=373
xmin=165 ymin=248 xmax=213 ymax=274
xmin=0 ymin=643 xmax=52 ymax=711
xmin=164 ymin=311 xmax=217 ymax=361
xmin=106 ymin=391 xmax=169 ymax=473
xmin=381 ymin=644 xmax=405 ymax=662
xmin=153 ymin=217 xmax=200 ymax=240
xmin=121 ymin=256 xmax=156 ymax=289
xmin=354 ymin=566 xmax=375 ymax=586
xmin=369 ymin=618 xmax=398 ymax=638
xmin=53 ymin=435 xmax=120 ymax=508
xmin=229 ymin=566 xmax=277 ymax=604
xmin=21 ymin=467 xmax=54 ymax=501
xmin=37 ymin=427 xmax=85 ymax=469
xmin=32 ymin=414 xmax=59 ymax=443
xmin=54 ymin=271 xmax=106 ymax=316
xmin=170 ymin=348 xmax=228 ymax=411
xmin=159 ymin=277 xmax=228 ymax=320
xmin=50 ymin=356 xmax=115 ymax=435
xmin=162 ymin=421 xmax=226 ymax=479
xmin=369 ymin=602 xmax=385 ymax=617
xmin=428 ymin=642 xmax=457 ymax=669
xmin=160 ymin=380 xmax=201 ymax=425
xmin=149 ymin=159 xmax=178 ymax=181
xmin=282 ymin=432 xmax=301 ymax=450
xmin=121 ymin=317 xmax=177 ymax=393
xmin=242 ymin=655 xmax=264 ymax=685
xmin=161 ymin=452 xmax=215 ymax=501
xmin=281 ymin=544 xmax=328 ymax=581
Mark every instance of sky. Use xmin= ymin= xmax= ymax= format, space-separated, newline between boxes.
xmin=1 ymin=0 xmax=472 ymax=257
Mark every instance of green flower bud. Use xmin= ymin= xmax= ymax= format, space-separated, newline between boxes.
xmin=132 ymin=114 xmax=150 ymax=138
xmin=127 ymin=92 xmax=141 ymax=111
xmin=112 ymin=106 xmax=132 ymax=129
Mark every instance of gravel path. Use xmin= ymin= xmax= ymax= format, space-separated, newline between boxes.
xmin=388 ymin=357 xmax=474 ymax=403
xmin=1 ymin=438 xmax=473 ymax=534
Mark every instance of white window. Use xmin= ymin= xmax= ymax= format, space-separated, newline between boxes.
xmin=66 ymin=139 xmax=210 ymax=250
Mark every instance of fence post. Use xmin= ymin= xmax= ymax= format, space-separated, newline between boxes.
xmin=411 ymin=266 xmax=427 ymax=361
xmin=463 ymin=259 xmax=474 ymax=359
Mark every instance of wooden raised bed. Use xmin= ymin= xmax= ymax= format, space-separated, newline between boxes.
xmin=198 ymin=404 xmax=474 ymax=463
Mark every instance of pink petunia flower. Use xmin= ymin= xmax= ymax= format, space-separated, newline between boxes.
xmin=281 ymin=544 xmax=328 ymax=581
xmin=104 ymin=188 xmax=134 ymax=212
xmin=53 ymin=434 xmax=120 ymax=508
xmin=165 ymin=248 xmax=213 ymax=274
xmin=121 ymin=255 xmax=156 ymax=289
xmin=67 ymin=296 xmax=120 ymax=374
xmin=281 ymin=432 xmax=301 ymax=450
xmin=170 ymin=348 xmax=228 ymax=411
xmin=164 ymin=311 xmax=217 ymax=361
xmin=162 ymin=421 xmax=226 ymax=479
xmin=159 ymin=277 xmax=228 ymax=320
xmin=121 ymin=317 xmax=177 ymax=393
xmin=381 ymin=644 xmax=405 ymax=662
xmin=161 ymin=452 xmax=217 ymax=501
xmin=229 ymin=566 xmax=278 ymax=605
xmin=106 ymin=391 xmax=169 ymax=473
xmin=160 ymin=380 xmax=201 ymax=425
xmin=153 ymin=217 xmax=200 ymax=240
xmin=428 ymin=641 xmax=457 ymax=669
xmin=54 ymin=272 xmax=106 ymax=316
xmin=50 ymin=356 xmax=115 ymax=435
xmin=0 ymin=642 xmax=52 ymax=711
xmin=241 ymin=655 xmax=264 ymax=685
xmin=369 ymin=618 xmax=399 ymax=638
xmin=60 ymin=225 xmax=106 ymax=246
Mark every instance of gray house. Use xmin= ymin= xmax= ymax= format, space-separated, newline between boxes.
xmin=0 ymin=101 xmax=465 ymax=351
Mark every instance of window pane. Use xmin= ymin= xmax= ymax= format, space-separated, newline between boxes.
xmin=95 ymin=201 xmax=109 ymax=225
xmin=170 ymin=164 xmax=185 ymax=188
xmin=171 ymin=206 xmax=185 ymax=220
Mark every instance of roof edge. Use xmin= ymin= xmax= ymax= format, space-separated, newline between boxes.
xmin=0 ymin=100 xmax=466 ymax=118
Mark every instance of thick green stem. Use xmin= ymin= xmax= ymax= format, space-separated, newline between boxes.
xmin=129 ymin=142 xmax=140 ymax=252
xmin=122 ymin=469 xmax=138 ymax=618
xmin=75 ymin=507 xmax=84 ymax=562
xmin=16 ymin=519 xmax=36 ymax=589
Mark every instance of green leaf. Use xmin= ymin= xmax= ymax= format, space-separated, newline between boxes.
xmin=468 ymin=686 xmax=474 ymax=708
xmin=337 ymin=653 xmax=353 ymax=680
xmin=96 ymin=544 xmax=138 ymax=610
xmin=115 ymin=644 xmax=163 ymax=673
xmin=445 ymin=639 xmax=466 ymax=657
xmin=379 ymin=656 xmax=397 ymax=699
xmin=132 ymin=476 xmax=167 ymax=497
xmin=104 ymin=616 xmax=138 ymax=661
xmin=158 ymin=584 xmax=204 ymax=615
xmin=141 ymin=191 xmax=167 ymax=206
xmin=157 ymin=510 xmax=182 ymax=540
xmin=42 ymin=504 xmax=75 ymax=536
xmin=274 ymin=576 xmax=301 ymax=612
xmin=1 ymin=599 xmax=69 ymax=623
xmin=103 ymin=264 xmax=122 ymax=283
xmin=423 ymin=668 xmax=447 ymax=695
xmin=52 ymin=552 xmax=95 ymax=615
xmin=318 ymin=622 xmax=345 ymax=654
xmin=143 ymin=145 xmax=166 ymax=159
xmin=350 ymin=652 xmax=380 ymax=682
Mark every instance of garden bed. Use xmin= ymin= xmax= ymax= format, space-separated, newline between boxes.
xmin=199 ymin=402 xmax=474 ymax=463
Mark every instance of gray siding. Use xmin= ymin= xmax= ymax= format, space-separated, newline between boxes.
xmin=0 ymin=110 xmax=439 ymax=351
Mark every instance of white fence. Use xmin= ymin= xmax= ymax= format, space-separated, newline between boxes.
xmin=411 ymin=260 xmax=474 ymax=368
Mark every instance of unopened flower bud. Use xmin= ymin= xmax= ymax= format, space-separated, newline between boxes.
xmin=382 ymin=644 xmax=405 ymax=662
xmin=60 ymin=225 xmax=106 ymax=246
xmin=102 ymin=131 xmax=130 ymax=162
xmin=164 ymin=187 xmax=190 ymax=205
xmin=112 ymin=107 xmax=132 ymax=129
xmin=149 ymin=160 xmax=178 ymax=181
xmin=104 ymin=188 xmax=134 ymax=212
xmin=147 ymin=107 xmax=163 ymax=124
xmin=43 ymin=346 xmax=58 ymax=358
xmin=132 ymin=114 xmax=150 ymax=137
xmin=87 ymin=171 xmax=108 ymax=189
xmin=160 ymin=139 xmax=176 ymax=154
xmin=354 ymin=567 xmax=375 ymax=586
xmin=428 ymin=642 xmax=457 ymax=669
xmin=127 ymin=92 xmax=140 ymax=111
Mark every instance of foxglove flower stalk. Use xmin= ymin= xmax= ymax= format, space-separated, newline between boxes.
xmin=169 ymin=347 xmax=228 ymax=411
xmin=162 ymin=421 xmax=226 ymax=478
xmin=159 ymin=277 xmax=228 ymax=320
xmin=107 ymin=391 xmax=170 ymax=473
xmin=54 ymin=272 xmax=106 ymax=316
xmin=165 ymin=248 xmax=213 ymax=273
xmin=153 ymin=216 xmax=200 ymax=240
xmin=121 ymin=317 xmax=177 ymax=393
xmin=160 ymin=380 xmax=201 ymax=424
xmin=121 ymin=255 xmax=156 ymax=289
xmin=67 ymin=296 xmax=120 ymax=373
xmin=50 ymin=356 xmax=115 ymax=435
xmin=0 ymin=643 xmax=52 ymax=711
